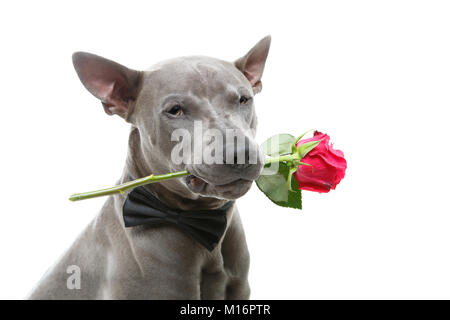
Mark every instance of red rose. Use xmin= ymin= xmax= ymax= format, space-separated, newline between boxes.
xmin=294 ymin=131 xmax=347 ymax=193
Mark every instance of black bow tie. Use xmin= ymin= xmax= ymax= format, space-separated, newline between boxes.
xmin=122 ymin=186 xmax=234 ymax=251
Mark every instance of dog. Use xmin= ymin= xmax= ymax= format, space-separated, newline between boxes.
xmin=28 ymin=36 xmax=271 ymax=299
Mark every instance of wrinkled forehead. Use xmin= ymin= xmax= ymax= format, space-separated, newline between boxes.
xmin=143 ymin=56 xmax=252 ymax=99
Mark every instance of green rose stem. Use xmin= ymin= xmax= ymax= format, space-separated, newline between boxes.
xmin=264 ymin=153 xmax=302 ymax=165
xmin=68 ymin=140 xmax=319 ymax=202
xmin=69 ymin=170 xmax=190 ymax=201
xmin=69 ymin=156 xmax=297 ymax=202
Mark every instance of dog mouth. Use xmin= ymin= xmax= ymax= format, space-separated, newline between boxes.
xmin=185 ymin=175 xmax=251 ymax=193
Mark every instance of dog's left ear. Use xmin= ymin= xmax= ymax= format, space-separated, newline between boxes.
xmin=234 ymin=35 xmax=271 ymax=94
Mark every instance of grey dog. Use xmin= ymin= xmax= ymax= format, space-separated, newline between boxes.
xmin=28 ymin=36 xmax=271 ymax=299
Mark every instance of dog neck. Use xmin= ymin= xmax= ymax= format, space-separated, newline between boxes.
xmin=120 ymin=126 xmax=227 ymax=211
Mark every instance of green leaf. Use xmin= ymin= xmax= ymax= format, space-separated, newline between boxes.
xmin=261 ymin=134 xmax=296 ymax=157
xmin=256 ymin=162 xmax=302 ymax=210
xmin=255 ymin=172 xmax=289 ymax=202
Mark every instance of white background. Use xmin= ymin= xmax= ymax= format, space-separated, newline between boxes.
xmin=0 ymin=0 xmax=449 ymax=299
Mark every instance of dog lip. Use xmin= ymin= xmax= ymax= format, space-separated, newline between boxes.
xmin=211 ymin=177 xmax=251 ymax=186
xmin=186 ymin=174 xmax=251 ymax=191
xmin=212 ymin=178 xmax=252 ymax=188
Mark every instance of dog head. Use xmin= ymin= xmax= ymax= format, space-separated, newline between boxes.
xmin=73 ymin=36 xmax=271 ymax=201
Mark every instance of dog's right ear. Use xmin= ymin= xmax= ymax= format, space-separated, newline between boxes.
xmin=234 ymin=35 xmax=271 ymax=94
xmin=72 ymin=52 xmax=142 ymax=118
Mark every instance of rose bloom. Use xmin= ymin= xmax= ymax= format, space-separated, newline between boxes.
xmin=294 ymin=131 xmax=347 ymax=193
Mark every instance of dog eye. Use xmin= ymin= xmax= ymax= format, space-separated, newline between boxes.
xmin=167 ymin=105 xmax=184 ymax=117
xmin=239 ymin=96 xmax=250 ymax=105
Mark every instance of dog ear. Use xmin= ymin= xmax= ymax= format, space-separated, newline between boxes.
xmin=234 ymin=35 xmax=271 ymax=94
xmin=72 ymin=52 xmax=142 ymax=118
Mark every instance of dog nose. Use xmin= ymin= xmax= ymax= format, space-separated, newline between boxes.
xmin=223 ymin=136 xmax=253 ymax=165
